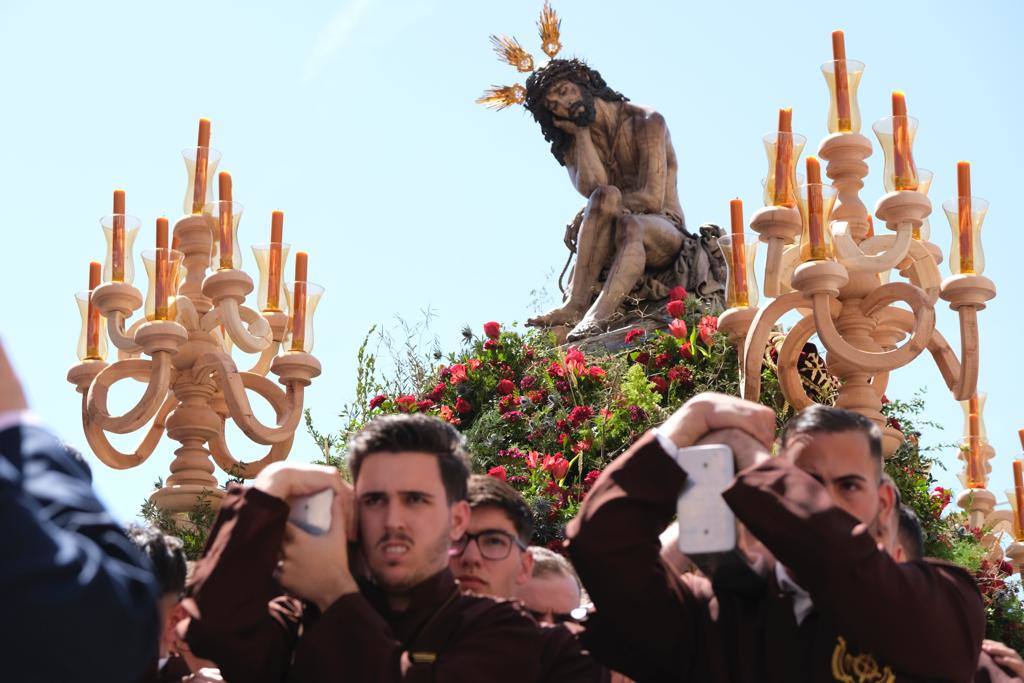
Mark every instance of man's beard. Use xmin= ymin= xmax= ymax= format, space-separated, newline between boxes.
xmin=555 ymin=89 xmax=596 ymax=127
xmin=371 ymin=523 xmax=453 ymax=595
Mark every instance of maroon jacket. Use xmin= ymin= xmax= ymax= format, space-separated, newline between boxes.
xmin=567 ymin=432 xmax=986 ymax=682
xmin=183 ymin=485 xmax=592 ymax=682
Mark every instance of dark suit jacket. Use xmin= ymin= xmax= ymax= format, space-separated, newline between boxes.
xmin=567 ymin=431 xmax=986 ymax=682
xmin=1 ymin=421 xmax=159 ymax=681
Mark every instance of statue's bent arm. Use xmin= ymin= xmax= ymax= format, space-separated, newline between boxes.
xmin=622 ymin=112 xmax=668 ymax=213
xmin=567 ymin=128 xmax=609 ymax=198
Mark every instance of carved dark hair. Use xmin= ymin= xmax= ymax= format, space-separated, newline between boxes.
xmin=524 ymin=58 xmax=628 ymax=166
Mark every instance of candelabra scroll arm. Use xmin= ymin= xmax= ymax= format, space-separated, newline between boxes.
xmin=82 ymin=393 xmax=175 ymax=470
xmin=207 ymin=373 xmax=294 ymax=478
xmin=811 ymin=282 xmax=934 ymax=373
xmin=245 ymin=342 xmax=280 ymax=377
xmin=174 ymin=295 xmax=201 ymax=331
xmin=832 ymin=221 xmax=914 ymax=274
xmin=86 ymin=355 xmax=176 ymax=434
xmin=741 ymin=291 xmax=812 ymax=401
xmin=195 ymin=351 xmax=303 ymax=445
xmin=200 ymin=301 xmax=272 ymax=354
xmin=106 ymin=312 xmax=143 ymax=354
xmin=776 ymin=314 xmax=819 ymax=411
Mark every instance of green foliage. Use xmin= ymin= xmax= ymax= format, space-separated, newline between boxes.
xmin=139 ymin=478 xmax=217 ymax=561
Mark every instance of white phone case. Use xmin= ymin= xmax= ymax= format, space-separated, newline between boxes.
xmin=288 ymin=489 xmax=334 ymax=536
xmin=675 ymin=443 xmax=736 ymax=556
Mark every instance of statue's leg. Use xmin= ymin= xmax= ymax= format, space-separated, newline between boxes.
xmin=527 ymin=185 xmax=621 ymax=328
xmin=567 ymin=214 xmax=683 ymax=340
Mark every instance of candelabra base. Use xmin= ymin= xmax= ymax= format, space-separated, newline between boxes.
xmin=150 ymin=483 xmax=225 ymax=513
xmin=956 ymin=487 xmax=996 ymax=530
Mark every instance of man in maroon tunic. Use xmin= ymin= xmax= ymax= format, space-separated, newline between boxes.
xmin=183 ymin=414 xmax=543 ymax=681
xmin=567 ymin=393 xmax=985 ymax=681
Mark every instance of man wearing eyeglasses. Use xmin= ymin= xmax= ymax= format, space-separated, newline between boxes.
xmin=450 ymin=474 xmax=608 ymax=682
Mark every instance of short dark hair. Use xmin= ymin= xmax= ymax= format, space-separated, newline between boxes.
xmin=126 ymin=525 xmax=186 ymax=597
xmin=467 ymin=474 xmax=534 ymax=545
xmin=780 ymin=404 xmax=883 ymax=477
xmin=347 ymin=414 xmax=471 ymax=503
xmin=897 ymin=504 xmax=925 ymax=561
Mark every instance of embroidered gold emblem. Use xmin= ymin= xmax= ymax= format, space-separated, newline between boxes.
xmin=831 ymin=636 xmax=895 ymax=683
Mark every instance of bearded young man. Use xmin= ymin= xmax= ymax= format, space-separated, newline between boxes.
xmin=567 ymin=394 xmax=985 ymax=681
xmin=183 ymin=414 xmax=544 ymax=681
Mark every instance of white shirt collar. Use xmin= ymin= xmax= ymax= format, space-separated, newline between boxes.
xmin=775 ymin=563 xmax=814 ymax=625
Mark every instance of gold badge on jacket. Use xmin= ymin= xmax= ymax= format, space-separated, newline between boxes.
xmin=831 ymin=637 xmax=895 ymax=683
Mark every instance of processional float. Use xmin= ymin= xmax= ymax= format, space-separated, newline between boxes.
xmin=711 ymin=32 xmax=1024 ymax=568
xmin=67 ymin=120 xmax=323 ymax=513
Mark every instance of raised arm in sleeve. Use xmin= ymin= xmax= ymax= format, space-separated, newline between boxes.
xmin=2 ymin=423 xmax=159 ymax=682
xmin=723 ymin=458 xmax=985 ymax=681
xmin=184 ymin=486 xmax=303 ymax=683
xmin=565 ymin=431 xmax=703 ymax=680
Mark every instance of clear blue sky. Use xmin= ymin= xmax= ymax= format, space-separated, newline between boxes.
xmin=1 ymin=0 xmax=1021 ymax=522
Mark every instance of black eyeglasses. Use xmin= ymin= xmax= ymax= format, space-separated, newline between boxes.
xmin=527 ymin=607 xmax=589 ymax=625
xmin=452 ymin=530 xmax=527 ymax=560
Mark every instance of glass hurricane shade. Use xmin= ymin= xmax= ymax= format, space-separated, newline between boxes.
xmin=204 ymin=200 xmax=244 ymax=270
xmin=284 ymin=281 xmax=324 ymax=353
xmin=141 ymin=248 xmax=185 ymax=321
xmin=181 ymin=147 xmax=222 ymax=216
xmin=252 ymin=242 xmax=291 ymax=312
xmin=942 ymin=197 xmax=988 ymax=275
xmin=75 ymin=290 xmax=108 ymax=361
xmin=717 ymin=234 xmax=759 ymax=308
xmin=797 ymin=183 xmax=838 ymax=261
xmin=873 ymin=116 xmax=920 ymax=192
xmin=820 ymin=60 xmax=865 ymax=134
xmin=762 ymin=132 xmax=807 ymax=207
xmin=100 ymin=214 xmax=142 ymax=284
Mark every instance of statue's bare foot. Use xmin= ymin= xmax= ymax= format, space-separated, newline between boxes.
xmin=527 ymin=305 xmax=585 ymax=328
xmin=566 ymin=318 xmax=606 ymax=342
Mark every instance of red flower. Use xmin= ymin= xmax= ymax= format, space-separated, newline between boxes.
xmin=666 ymin=299 xmax=685 ymax=319
xmin=554 ymin=380 xmax=571 ymax=394
xmin=455 ymin=397 xmax=473 ymax=414
xmin=427 ymin=382 xmax=446 ymax=402
xmin=417 ymin=399 xmax=434 ymax=411
xmin=668 ymin=365 xmax=693 ymax=385
xmin=572 ymin=439 xmax=592 ymax=455
xmin=520 ymin=375 xmax=538 ymax=390
xmin=628 ymin=405 xmax=647 ymax=422
xmin=449 ymin=364 xmax=468 ymax=385
xmin=439 ymin=405 xmax=461 ymax=426
xmin=679 ymin=342 xmax=693 ymax=360
xmin=668 ymin=319 xmax=688 ymax=339
xmin=668 ymin=285 xmax=688 ymax=301
xmin=567 ymin=405 xmax=595 ymax=427
xmin=488 ymin=466 xmax=507 ymax=482
xmin=547 ymin=361 xmax=566 ymax=379
xmin=650 ymin=376 xmax=668 ymax=394
xmin=634 ymin=351 xmax=650 ymax=365
xmin=496 ymin=379 xmax=516 ymax=396
xmin=502 ymin=410 xmax=525 ymax=423
xmin=525 ymin=451 xmax=541 ymax=469
xmin=624 ymin=328 xmax=645 ymax=344
xmin=483 ymin=339 xmax=500 ymax=351
xmin=587 ymin=366 xmax=606 ymax=380
xmin=467 ymin=358 xmax=482 ymax=371
xmin=369 ymin=394 xmax=387 ymax=410
xmin=565 ymin=347 xmax=587 ymax=375
xmin=654 ymin=352 xmax=672 ymax=368
xmin=886 ymin=417 xmax=902 ymax=431
xmin=698 ymin=315 xmax=718 ymax=345
xmin=498 ymin=395 xmax=518 ymax=413
xmin=527 ymin=389 xmax=548 ymax=405
xmin=543 ymin=454 xmax=570 ymax=481
xmin=583 ymin=469 xmax=602 ymax=491
xmin=395 ymin=395 xmax=417 ymax=413
xmin=483 ymin=321 xmax=501 ymax=339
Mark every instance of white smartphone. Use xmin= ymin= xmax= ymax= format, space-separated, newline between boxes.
xmin=288 ymin=489 xmax=334 ymax=536
xmin=675 ymin=443 xmax=736 ymax=557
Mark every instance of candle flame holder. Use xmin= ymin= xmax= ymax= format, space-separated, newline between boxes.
xmin=67 ymin=128 xmax=322 ymax=514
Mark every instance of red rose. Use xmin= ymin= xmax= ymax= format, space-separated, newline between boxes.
xmin=547 ymin=361 xmax=566 ymax=379
xmin=455 ymin=397 xmax=473 ymax=414
xmin=368 ymin=394 xmax=387 ymax=410
xmin=587 ymin=366 xmax=606 ymax=380
xmin=583 ymin=469 xmax=602 ymax=492
xmin=624 ymin=328 xmax=645 ymax=344
xmin=417 ymin=399 xmax=434 ymax=411
xmin=668 ymin=319 xmax=688 ymax=339
xmin=698 ymin=315 xmax=718 ymax=345
xmin=668 ymin=285 xmax=688 ymax=301
xmin=496 ymin=379 xmax=516 ymax=396
xmin=395 ymin=395 xmax=417 ymax=413
xmin=427 ymin=382 xmax=447 ymax=402
xmin=567 ymin=405 xmax=595 ymax=427
xmin=488 ymin=465 xmax=507 ymax=482
xmin=483 ymin=339 xmax=500 ymax=351
xmin=666 ymin=299 xmax=685 ymax=319
xmin=439 ymin=405 xmax=461 ymax=426
xmin=483 ymin=321 xmax=501 ymax=339
xmin=449 ymin=364 xmax=468 ymax=385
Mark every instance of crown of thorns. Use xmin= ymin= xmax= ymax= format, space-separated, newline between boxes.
xmin=476 ymin=1 xmax=564 ymax=110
